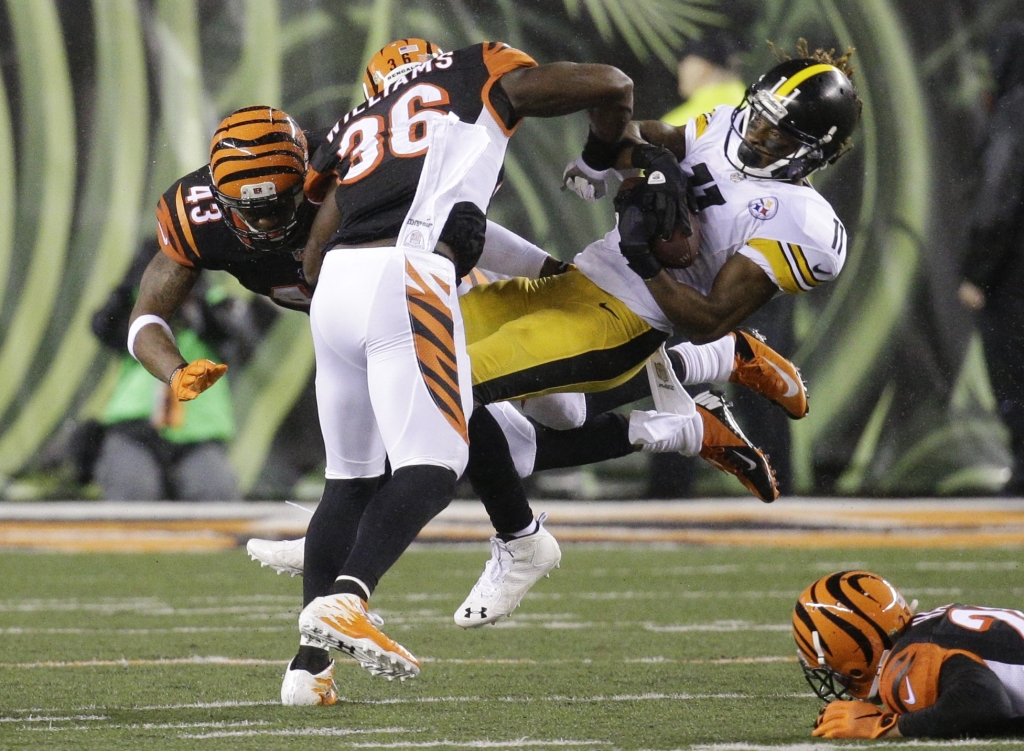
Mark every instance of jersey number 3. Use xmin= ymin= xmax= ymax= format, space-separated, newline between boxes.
xmin=335 ymin=83 xmax=451 ymax=184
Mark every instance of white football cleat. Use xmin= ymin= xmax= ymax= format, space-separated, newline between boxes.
xmin=454 ymin=512 xmax=561 ymax=628
xmin=280 ymin=658 xmax=338 ymax=706
xmin=299 ymin=593 xmax=420 ymax=681
xmin=247 ymin=537 xmax=305 ymax=577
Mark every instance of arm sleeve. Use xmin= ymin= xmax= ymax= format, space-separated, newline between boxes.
xmin=897 ymin=655 xmax=1015 ymax=738
xmin=478 ymin=220 xmax=551 ymax=279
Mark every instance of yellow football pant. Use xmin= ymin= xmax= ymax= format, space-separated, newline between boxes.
xmin=459 ymin=269 xmax=667 ymax=404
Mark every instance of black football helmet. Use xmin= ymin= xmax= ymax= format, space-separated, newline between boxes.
xmin=726 ymin=58 xmax=861 ymax=181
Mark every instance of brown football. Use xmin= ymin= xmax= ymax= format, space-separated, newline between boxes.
xmin=618 ymin=176 xmax=701 ymax=269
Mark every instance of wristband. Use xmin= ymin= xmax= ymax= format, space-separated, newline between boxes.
xmin=127 ymin=314 xmax=174 ymax=361
xmin=581 ymin=129 xmax=631 ymax=171
xmin=167 ymin=363 xmax=186 ymax=387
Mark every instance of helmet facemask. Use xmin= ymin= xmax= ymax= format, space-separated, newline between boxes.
xmin=215 ymin=180 xmax=305 ymax=252
xmin=726 ymin=94 xmax=834 ymax=181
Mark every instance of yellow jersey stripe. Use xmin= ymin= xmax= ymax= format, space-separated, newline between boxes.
xmin=787 ymin=243 xmax=819 ymax=288
xmin=747 ymin=238 xmax=805 ymax=294
xmin=695 ymin=113 xmax=709 ymax=139
xmin=774 ymin=64 xmax=835 ymax=98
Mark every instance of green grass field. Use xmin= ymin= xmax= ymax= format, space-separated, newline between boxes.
xmin=1 ymin=543 xmax=1023 ymax=750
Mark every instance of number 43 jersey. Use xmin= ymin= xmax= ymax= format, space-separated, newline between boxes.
xmin=305 ymin=42 xmax=536 ymax=250
xmin=155 ymin=164 xmax=316 ymax=312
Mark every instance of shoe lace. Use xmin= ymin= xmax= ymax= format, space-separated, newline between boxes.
xmin=476 ymin=537 xmax=514 ymax=595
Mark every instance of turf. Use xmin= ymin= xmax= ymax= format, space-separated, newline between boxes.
xmin=1 ymin=544 xmax=1023 ymax=750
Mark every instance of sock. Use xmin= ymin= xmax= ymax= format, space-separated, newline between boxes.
xmin=628 ymin=406 xmax=703 ymax=456
xmin=331 ymin=575 xmax=371 ymax=600
xmin=533 ymin=413 xmax=634 ymax=471
xmin=337 ymin=464 xmax=456 ymax=596
xmin=302 ymin=477 xmax=378 ymax=607
xmin=466 ymin=406 xmax=535 ymax=536
xmin=290 ymin=643 xmax=331 ymax=675
xmin=669 ymin=335 xmax=735 ymax=385
xmin=502 ymin=518 xmax=538 ymax=541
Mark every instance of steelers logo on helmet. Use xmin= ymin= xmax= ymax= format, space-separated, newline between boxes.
xmin=792 ymin=571 xmax=914 ymax=703
xmin=209 ymin=105 xmax=308 ymax=251
xmin=726 ymin=58 xmax=861 ymax=181
xmin=363 ymin=38 xmax=443 ymax=100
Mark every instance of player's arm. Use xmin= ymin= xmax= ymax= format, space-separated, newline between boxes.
xmin=301 ymin=180 xmax=341 ymax=288
xmin=896 ymin=655 xmax=1015 ymax=738
xmin=500 ymin=62 xmax=633 ymax=142
xmin=644 ymin=254 xmax=777 ymax=343
xmin=130 ymin=253 xmax=227 ymax=401
xmin=130 ymin=252 xmax=200 ymax=381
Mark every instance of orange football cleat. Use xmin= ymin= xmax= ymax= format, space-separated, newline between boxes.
xmin=729 ymin=329 xmax=808 ymax=419
xmin=695 ymin=390 xmax=779 ymax=502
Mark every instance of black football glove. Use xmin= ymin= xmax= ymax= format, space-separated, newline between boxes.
xmin=614 ymin=184 xmax=662 ymax=280
xmin=630 ymin=144 xmax=692 ymax=241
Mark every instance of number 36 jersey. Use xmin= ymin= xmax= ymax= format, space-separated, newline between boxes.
xmin=575 ymin=104 xmax=849 ymax=333
xmin=305 ymin=42 xmax=536 ymax=250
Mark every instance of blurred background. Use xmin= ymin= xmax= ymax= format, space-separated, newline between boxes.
xmin=2 ymin=0 xmax=1023 ymax=502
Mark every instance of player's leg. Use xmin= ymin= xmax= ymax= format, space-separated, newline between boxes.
xmin=300 ymin=250 xmax=470 ymax=680
xmin=669 ymin=329 xmax=808 ymax=419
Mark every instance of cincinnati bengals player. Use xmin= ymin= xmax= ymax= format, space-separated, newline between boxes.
xmin=287 ymin=37 xmax=650 ymax=693
xmin=130 ymin=106 xmax=319 ymax=400
xmin=795 ymin=570 xmax=1024 ymax=738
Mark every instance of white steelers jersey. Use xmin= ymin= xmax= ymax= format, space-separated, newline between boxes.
xmin=574 ymin=104 xmax=848 ymax=333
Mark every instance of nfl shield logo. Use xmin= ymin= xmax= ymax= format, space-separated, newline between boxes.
xmin=748 ymin=197 xmax=778 ymax=220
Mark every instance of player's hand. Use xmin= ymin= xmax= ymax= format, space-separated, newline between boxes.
xmin=562 ymin=157 xmax=610 ymax=202
xmin=614 ymin=184 xmax=662 ymax=281
xmin=169 ymin=359 xmax=228 ymax=401
xmin=630 ymin=144 xmax=691 ymax=241
xmin=812 ymin=700 xmax=899 ymax=739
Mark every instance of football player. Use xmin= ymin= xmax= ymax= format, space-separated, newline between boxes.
xmin=795 ymin=570 xmax=1024 ymax=738
xmin=553 ymin=40 xmax=859 ymax=481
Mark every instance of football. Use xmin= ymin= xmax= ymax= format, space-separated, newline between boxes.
xmin=618 ymin=177 xmax=701 ymax=269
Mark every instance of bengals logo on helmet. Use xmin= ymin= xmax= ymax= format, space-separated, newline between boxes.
xmin=209 ymin=105 xmax=308 ymax=251
xmin=792 ymin=570 xmax=914 ymax=702
xmin=363 ymin=38 xmax=443 ymax=99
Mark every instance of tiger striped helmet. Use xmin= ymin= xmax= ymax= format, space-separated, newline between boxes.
xmin=792 ymin=571 xmax=913 ymax=701
xmin=209 ymin=106 xmax=308 ymax=251
xmin=363 ymin=38 xmax=443 ymax=99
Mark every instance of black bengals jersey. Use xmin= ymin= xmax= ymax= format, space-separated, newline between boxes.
xmin=305 ymin=42 xmax=535 ymax=253
xmin=878 ymin=604 xmax=1024 ymax=737
xmin=155 ymin=129 xmax=328 ymax=312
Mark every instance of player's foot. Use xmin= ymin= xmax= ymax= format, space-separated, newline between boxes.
xmin=694 ymin=390 xmax=779 ymax=503
xmin=299 ymin=593 xmax=419 ymax=681
xmin=247 ymin=537 xmax=305 ymax=577
xmin=280 ymin=658 xmax=338 ymax=706
xmin=729 ymin=328 xmax=808 ymax=419
xmin=454 ymin=512 xmax=561 ymax=628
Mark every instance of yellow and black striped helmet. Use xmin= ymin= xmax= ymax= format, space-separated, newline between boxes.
xmin=728 ymin=58 xmax=861 ymax=181
xmin=792 ymin=571 xmax=913 ymax=701
xmin=209 ymin=106 xmax=308 ymax=251
xmin=363 ymin=38 xmax=443 ymax=100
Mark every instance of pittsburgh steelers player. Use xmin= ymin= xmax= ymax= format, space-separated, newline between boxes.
xmin=795 ymin=570 xmax=1024 ymax=738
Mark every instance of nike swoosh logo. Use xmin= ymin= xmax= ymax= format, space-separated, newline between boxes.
xmin=733 ymin=452 xmax=758 ymax=471
xmin=158 ymin=224 xmax=170 ymax=246
xmin=598 ymin=302 xmax=620 ymax=320
xmin=904 ymin=677 xmax=916 ymax=705
xmin=812 ymin=264 xmax=829 ymax=276
xmin=764 ymin=359 xmax=800 ymax=398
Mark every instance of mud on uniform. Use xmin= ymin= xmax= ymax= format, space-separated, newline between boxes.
xmin=877 ymin=604 xmax=1024 ymax=737
xmin=303 ymin=42 xmax=536 ymax=479
xmin=156 ymin=163 xmax=319 ymax=312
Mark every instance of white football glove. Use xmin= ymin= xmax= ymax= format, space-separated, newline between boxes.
xmin=561 ymin=157 xmax=610 ymax=202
